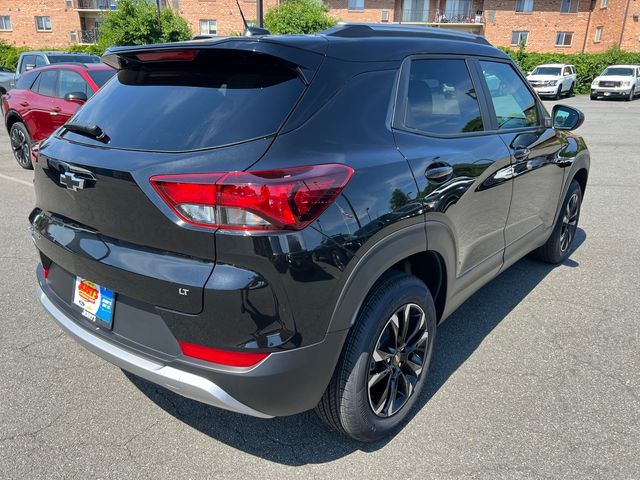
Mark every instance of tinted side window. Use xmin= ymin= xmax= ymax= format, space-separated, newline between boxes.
xmin=36 ymin=70 xmax=58 ymax=97
xmin=16 ymin=71 xmax=39 ymax=90
xmin=20 ymin=55 xmax=36 ymax=73
xmin=35 ymin=56 xmax=46 ymax=68
xmin=403 ymin=58 xmax=484 ymax=135
xmin=480 ymin=61 xmax=539 ymax=130
xmin=58 ymin=70 xmax=89 ymax=98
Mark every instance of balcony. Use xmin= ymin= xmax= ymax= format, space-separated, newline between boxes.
xmin=72 ymin=29 xmax=100 ymax=44
xmin=74 ymin=0 xmax=117 ymax=11
xmin=432 ymin=9 xmax=483 ymax=24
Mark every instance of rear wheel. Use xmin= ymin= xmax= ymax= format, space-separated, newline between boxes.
xmin=316 ymin=271 xmax=437 ymax=442
xmin=534 ymin=180 xmax=582 ymax=264
xmin=568 ymin=83 xmax=575 ymax=97
xmin=9 ymin=122 xmax=33 ymax=170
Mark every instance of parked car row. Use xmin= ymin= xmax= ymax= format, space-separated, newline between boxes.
xmin=1 ymin=51 xmax=112 ymax=169
xmin=526 ymin=62 xmax=640 ymax=101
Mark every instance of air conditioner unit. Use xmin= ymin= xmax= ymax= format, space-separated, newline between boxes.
xmin=381 ymin=10 xmax=389 ymax=22
xmin=69 ymin=31 xmax=78 ymax=43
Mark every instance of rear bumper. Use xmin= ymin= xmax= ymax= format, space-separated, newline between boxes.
xmin=37 ymin=268 xmax=348 ymax=417
xmin=37 ymin=283 xmax=274 ymax=418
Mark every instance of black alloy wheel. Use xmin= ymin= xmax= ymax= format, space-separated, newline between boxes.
xmin=10 ymin=122 xmax=33 ymax=170
xmin=367 ymin=303 xmax=429 ymax=417
xmin=559 ymin=191 xmax=580 ymax=253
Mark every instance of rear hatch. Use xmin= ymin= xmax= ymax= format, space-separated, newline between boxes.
xmin=32 ymin=39 xmax=326 ymax=314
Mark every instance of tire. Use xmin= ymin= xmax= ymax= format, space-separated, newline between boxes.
xmin=554 ymin=86 xmax=562 ymax=100
xmin=568 ymin=83 xmax=574 ymax=97
xmin=590 ymin=92 xmax=597 ymax=100
xmin=534 ymin=180 xmax=582 ymax=264
xmin=627 ymin=87 xmax=635 ymax=102
xmin=9 ymin=122 xmax=33 ymax=170
xmin=315 ymin=270 xmax=437 ymax=442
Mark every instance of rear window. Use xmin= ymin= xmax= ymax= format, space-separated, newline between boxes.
xmin=62 ymin=50 xmax=305 ymax=152
xmin=48 ymin=54 xmax=101 ymax=64
xmin=87 ymin=69 xmax=115 ymax=88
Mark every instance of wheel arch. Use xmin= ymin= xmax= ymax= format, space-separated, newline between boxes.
xmin=5 ymin=110 xmax=25 ymax=134
xmin=327 ymin=221 xmax=454 ymax=334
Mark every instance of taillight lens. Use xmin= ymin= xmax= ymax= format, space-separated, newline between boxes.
xmin=135 ymin=50 xmax=199 ymax=62
xmin=150 ymin=164 xmax=353 ymax=231
xmin=178 ymin=341 xmax=269 ymax=367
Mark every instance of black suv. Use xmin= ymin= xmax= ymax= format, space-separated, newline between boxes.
xmin=32 ymin=24 xmax=589 ymax=442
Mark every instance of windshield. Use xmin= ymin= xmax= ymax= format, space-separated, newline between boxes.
xmin=48 ymin=55 xmax=101 ymax=64
xmin=532 ymin=67 xmax=561 ymax=76
xmin=87 ymin=69 xmax=116 ymax=88
xmin=601 ymin=67 xmax=634 ymax=77
xmin=61 ymin=50 xmax=306 ymax=152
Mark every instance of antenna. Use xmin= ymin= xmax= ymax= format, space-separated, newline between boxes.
xmin=235 ymin=0 xmax=249 ymax=31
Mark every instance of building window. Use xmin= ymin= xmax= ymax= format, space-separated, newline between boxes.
xmin=65 ymin=0 xmax=73 ymax=7
xmin=515 ymin=0 xmax=533 ymax=12
xmin=510 ymin=31 xmax=529 ymax=46
xmin=600 ymin=0 xmax=608 ymax=8
xmin=199 ymin=19 xmax=217 ymax=35
xmin=0 ymin=16 xmax=11 ymax=31
xmin=35 ymin=16 xmax=52 ymax=32
xmin=555 ymin=31 xmax=573 ymax=46
xmin=594 ymin=26 xmax=603 ymax=42
xmin=348 ymin=0 xmax=365 ymax=11
xmin=560 ymin=0 xmax=578 ymax=13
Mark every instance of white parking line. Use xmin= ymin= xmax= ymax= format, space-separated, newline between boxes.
xmin=0 ymin=172 xmax=33 ymax=187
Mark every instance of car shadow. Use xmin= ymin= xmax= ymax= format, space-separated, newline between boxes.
xmin=125 ymin=228 xmax=586 ymax=465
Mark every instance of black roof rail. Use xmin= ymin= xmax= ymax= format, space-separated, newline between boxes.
xmin=321 ymin=22 xmax=490 ymax=45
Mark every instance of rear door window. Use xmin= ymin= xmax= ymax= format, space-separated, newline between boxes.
xmin=16 ymin=70 xmax=39 ymax=90
xmin=35 ymin=70 xmax=58 ymax=97
xmin=479 ymin=61 xmax=539 ymax=130
xmin=401 ymin=58 xmax=484 ymax=135
xmin=61 ymin=50 xmax=306 ymax=152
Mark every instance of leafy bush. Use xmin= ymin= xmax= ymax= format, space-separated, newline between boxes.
xmin=264 ymin=0 xmax=336 ymax=35
xmin=501 ymin=45 xmax=640 ymax=94
xmin=97 ymin=0 xmax=191 ymax=50
xmin=0 ymin=41 xmax=29 ymax=70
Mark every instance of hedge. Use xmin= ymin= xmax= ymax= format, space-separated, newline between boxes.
xmin=0 ymin=41 xmax=103 ymax=71
xmin=501 ymin=46 xmax=640 ymax=94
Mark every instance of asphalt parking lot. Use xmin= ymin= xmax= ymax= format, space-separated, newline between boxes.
xmin=0 ymin=95 xmax=638 ymax=479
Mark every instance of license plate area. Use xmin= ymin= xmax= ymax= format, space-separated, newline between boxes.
xmin=73 ymin=277 xmax=115 ymax=329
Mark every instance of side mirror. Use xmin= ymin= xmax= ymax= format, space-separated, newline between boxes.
xmin=552 ymin=104 xmax=584 ymax=131
xmin=527 ymin=71 xmax=532 ymax=76
xmin=24 ymin=64 xmax=35 ymax=71
xmin=64 ymin=91 xmax=88 ymax=104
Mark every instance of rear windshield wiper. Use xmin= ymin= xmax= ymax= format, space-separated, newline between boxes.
xmin=63 ymin=122 xmax=110 ymax=144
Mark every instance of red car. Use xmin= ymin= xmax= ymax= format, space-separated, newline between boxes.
xmin=2 ymin=63 xmax=115 ymax=169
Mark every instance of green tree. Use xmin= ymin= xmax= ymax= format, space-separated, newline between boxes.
xmin=264 ymin=0 xmax=336 ymax=35
xmin=389 ymin=189 xmax=410 ymax=211
xmin=98 ymin=0 xmax=191 ymax=50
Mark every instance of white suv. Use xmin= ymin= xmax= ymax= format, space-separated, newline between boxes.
xmin=527 ymin=64 xmax=577 ymax=99
xmin=590 ymin=65 xmax=640 ymax=101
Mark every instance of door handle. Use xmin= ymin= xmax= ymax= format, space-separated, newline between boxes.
xmin=425 ymin=163 xmax=453 ymax=183
xmin=513 ymin=148 xmax=530 ymax=162
xmin=52 ymin=106 xmax=61 ymax=112
xmin=20 ymin=101 xmax=29 ymax=107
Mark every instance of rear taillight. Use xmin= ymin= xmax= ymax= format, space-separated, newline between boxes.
xmin=150 ymin=164 xmax=353 ymax=231
xmin=135 ymin=50 xmax=199 ymax=62
xmin=178 ymin=341 xmax=269 ymax=367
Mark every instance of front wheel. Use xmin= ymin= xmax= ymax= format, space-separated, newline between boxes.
xmin=534 ymin=180 xmax=582 ymax=264
xmin=9 ymin=122 xmax=33 ymax=170
xmin=590 ymin=92 xmax=598 ymax=100
xmin=316 ymin=271 xmax=437 ymax=442
xmin=627 ymin=87 xmax=635 ymax=102
xmin=554 ymin=86 xmax=562 ymax=100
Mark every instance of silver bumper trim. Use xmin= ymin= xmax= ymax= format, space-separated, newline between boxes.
xmin=37 ymin=285 xmax=273 ymax=418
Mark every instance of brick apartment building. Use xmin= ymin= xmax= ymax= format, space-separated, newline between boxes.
xmin=0 ymin=0 xmax=638 ymax=52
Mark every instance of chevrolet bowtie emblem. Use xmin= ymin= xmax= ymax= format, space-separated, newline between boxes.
xmin=59 ymin=170 xmax=86 ymax=191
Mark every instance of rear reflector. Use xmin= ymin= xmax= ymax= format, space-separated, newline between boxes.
xmin=135 ymin=50 xmax=199 ymax=62
xmin=178 ymin=341 xmax=269 ymax=367
xmin=150 ymin=164 xmax=353 ymax=231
